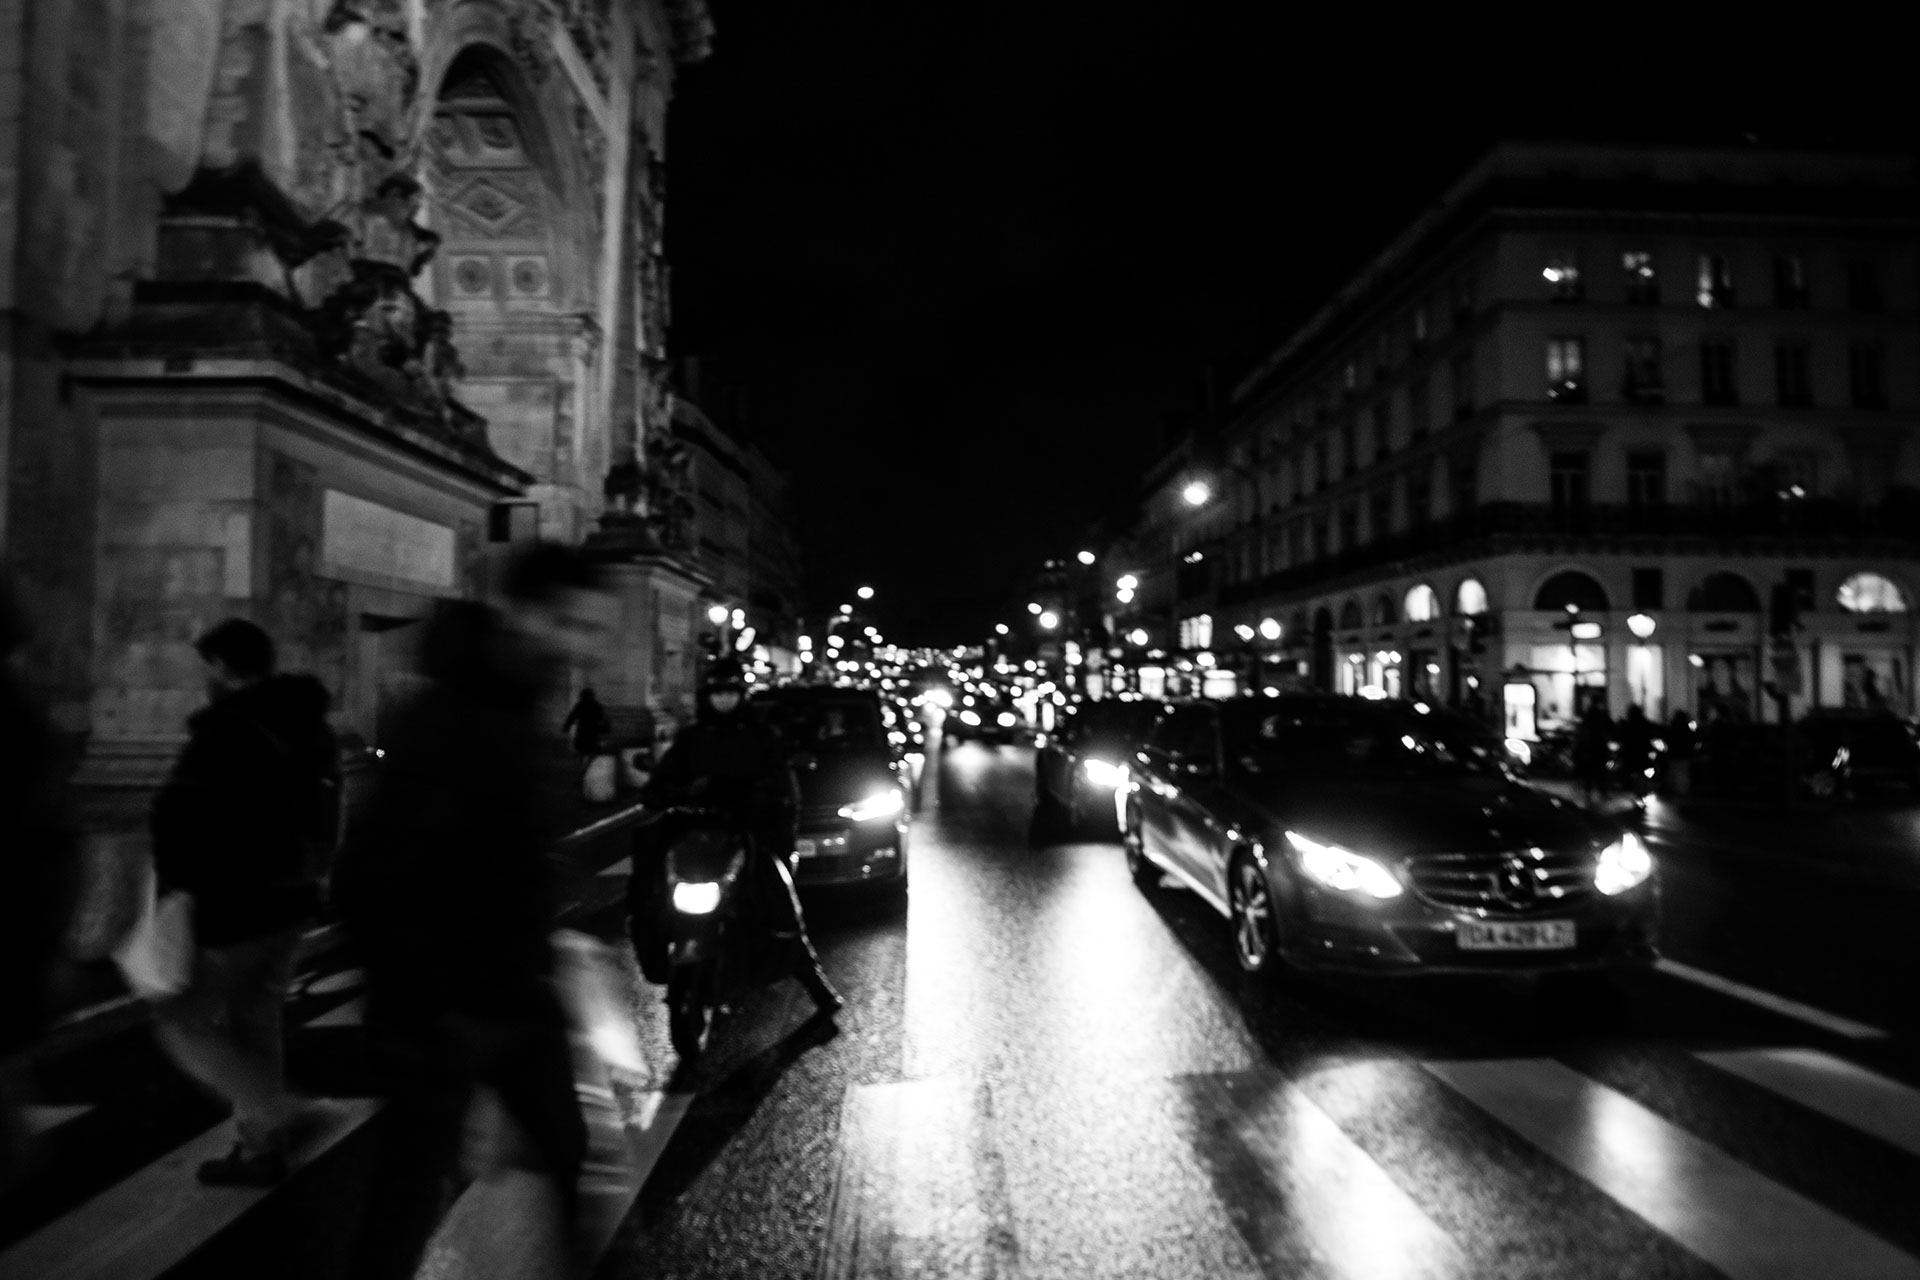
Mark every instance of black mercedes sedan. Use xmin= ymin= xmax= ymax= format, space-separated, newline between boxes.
xmin=751 ymin=686 xmax=911 ymax=898
xmin=1122 ymin=695 xmax=1658 ymax=978
xmin=1034 ymin=697 xmax=1161 ymax=833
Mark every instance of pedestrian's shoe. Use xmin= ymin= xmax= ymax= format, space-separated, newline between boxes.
xmin=800 ymin=967 xmax=844 ymax=1016
xmin=197 ymin=1143 xmax=288 ymax=1187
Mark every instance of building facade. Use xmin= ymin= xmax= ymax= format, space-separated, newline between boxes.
xmin=1125 ymin=142 xmax=1920 ymax=736
xmin=0 ymin=0 xmax=715 ymax=784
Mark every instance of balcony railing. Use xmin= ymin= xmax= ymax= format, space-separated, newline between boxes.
xmin=1211 ymin=498 xmax=1920 ymax=608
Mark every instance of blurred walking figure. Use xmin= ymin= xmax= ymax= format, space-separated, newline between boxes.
xmin=335 ymin=544 xmax=611 ymax=1280
xmin=1616 ymin=703 xmax=1657 ymax=799
xmin=0 ymin=580 xmax=81 ymax=1194
xmin=562 ymin=686 xmax=610 ymax=757
xmin=150 ymin=618 xmax=341 ymax=1185
xmin=1574 ymin=701 xmax=1614 ymax=807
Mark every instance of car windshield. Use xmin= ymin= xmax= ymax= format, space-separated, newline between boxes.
xmin=1224 ymin=701 xmax=1508 ymax=779
xmin=757 ymin=698 xmax=887 ymax=752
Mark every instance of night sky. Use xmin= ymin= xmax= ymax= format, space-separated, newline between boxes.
xmin=668 ymin=3 xmax=1918 ymax=646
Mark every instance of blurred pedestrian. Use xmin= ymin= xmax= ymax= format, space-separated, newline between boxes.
xmin=1664 ymin=711 xmax=1696 ymax=796
xmin=1573 ymin=700 xmax=1613 ymax=807
xmin=1616 ymin=703 xmax=1655 ymax=796
xmin=562 ymin=687 xmax=610 ymax=757
xmin=149 ymin=618 xmax=341 ymax=1185
xmin=0 ymin=579 xmax=81 ymax=1195
xmin=335 ymin=544 xmax=611 ymax=1280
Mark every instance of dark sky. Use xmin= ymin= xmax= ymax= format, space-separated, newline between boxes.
xmin=667 ymin=3 xmax=1918 ymax=646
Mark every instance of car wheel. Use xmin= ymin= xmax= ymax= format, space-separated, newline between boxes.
xmin=1229 ymin=855 xmax=1279 ymax=974
xmin=1122 ymin=800 xmax=1156 ymax=888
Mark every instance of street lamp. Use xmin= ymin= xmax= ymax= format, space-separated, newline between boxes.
xmin=1027 ymin=601 xmax=1042 ymax=615
xmin=1182 ymin=480 xmax=1212 ymax=507
xmin=1259 ymin=617 xmax=1282 ymax=642
xmin=1116 ymin=574 xmax=1138 ymax=592
xmin=857 ymin=585 xmax=875 ymax=600
xmin=1076 ymin=550 xmax=1096 ymax=566
xmin=1039 ymin=610 xmax=1060 ymax=630
xmin=995 ymin=623 xmax=1009 ymax=636
xmin=706 ymin=604 xmax=729 ymax=626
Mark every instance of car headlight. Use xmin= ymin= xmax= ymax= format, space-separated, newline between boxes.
xmin=671 ymin=881 xmax=722 ymax=914
xmin=1082 ymin=758 xmax=1128 ymax=789
xmin=1285 ymin=830 xmax=1403 ymax=899
xmin=839 ymin=789 xmax=904 ymax=823
xmin=1594 ymin=831 xmax=1653 ymax=895
xmin=959 ymin=709 xmax=981 ymax=726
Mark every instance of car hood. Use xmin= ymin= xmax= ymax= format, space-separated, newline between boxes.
xmin=1230 ymin=772 xmax=1602 ymax=859
xmin=794 ymin=750 xmax=896 ymax=804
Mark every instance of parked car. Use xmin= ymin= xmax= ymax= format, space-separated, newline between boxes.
xmin=1122 ymin=695 xmax=1659 ymax=979
xmin=944 ymin=690 xmax=1019 ymax=746
xmin=751 ymin=685 xmax=911 ymax=898
xmin=1690 ymin=714 xmax=1920 ymax=800
xmin=1034 ymin=698 xmax=1161 ymax=833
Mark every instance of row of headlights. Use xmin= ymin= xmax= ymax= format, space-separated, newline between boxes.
xmin=1279 ymin=829 xmax=1654 ymax=900
xmin=958 ymin=709 xmax=1019 ymax=728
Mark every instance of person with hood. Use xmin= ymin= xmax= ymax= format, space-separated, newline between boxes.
xmin=561 ymin=686 xmax=610 ymax=757
xmin=630 ymin=657 xmax=841 ymax=1016
xmin=335 ymin=544 xmax=609 ymax=1280
xmin=150 ymin=617 xmax=340 ymax=1185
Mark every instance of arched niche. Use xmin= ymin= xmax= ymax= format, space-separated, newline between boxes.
xmin=1838 ymin=572 xmax=1909 ymax=614
xmin=1338 ymin=599 xmax=1364 ymax=631
xmin=1533 ymin=570 xmax=1609 ymax=613
xmin=1454 ymin=577 xmax=1490 ymax=616
xmin=1689 ymin=571 xmax=1762 ymax=612
xmin=1404 ymin=583 xmax=1439 ymax=622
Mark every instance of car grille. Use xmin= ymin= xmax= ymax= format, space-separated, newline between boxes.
xmin=1406 ymin=847 xmax=1597 ymax=913
xmin=799 ymin=802 xmax=845 ymax=829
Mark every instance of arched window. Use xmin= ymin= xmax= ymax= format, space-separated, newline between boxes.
xmin=1691 ymin=571 xmax=1762 ymax=612
xmin=1404 ymin=583 xmax=1439 ymax=622
xmin=1533 ymin=570 xmax=1610 ymax=613
xmin=1838 ymin=572 xmax=1909 ymax=614
xmin=1454 ymin=578 xmax=1489 ymax=616
xmin=1338 ymin=599 xmax=1364 ymax=630
xmin=1373 ymin=594 xmax=1396 ymax=626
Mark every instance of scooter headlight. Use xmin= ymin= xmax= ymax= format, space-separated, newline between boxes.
xmin=1594 ymin=831 xmax=1653 ymax=895
xmin=671 ymin=881 xmax=722 ymax=914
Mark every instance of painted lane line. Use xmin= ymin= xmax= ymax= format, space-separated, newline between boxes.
xmin=303 ymin=996 xmax=365 ymax=1028
xmin=1655 ymin=958 xmax=1889 ymax=1041
xmin=304 ymin=967 xmax=364 ymax=996
xmin=818 ymin=1078 xmax=1019 ymax=1280
xmin=1425 ymin=1058 xmax=1920 ymax=1280
xmin=1696 ymin=1048 xmax=1920 ymax=1160
xmin=0 ymin=1099 xmax=378 ymax=1280
xmin=598 ymin=856 xmax=631 ymax=877
xmin=1188 ymin=1071 xmax=1466 ymax=1280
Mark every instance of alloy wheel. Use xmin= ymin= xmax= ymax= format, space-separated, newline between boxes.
xmin=1230 ymin=859 xmax=1276 ymax=973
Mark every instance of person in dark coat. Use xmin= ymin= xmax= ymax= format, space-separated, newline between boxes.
xmin=335 ymin=544 xmax=612 ymax=1280
xmin=1573 ymin=700 xmax=1614 ymax=806
xmin=150 ymin=617 xmax=341 ymax=1185
xmin=0 ymin=580 xmax=80 ymax=1194
xmin=1615 ymin=704 xmax=1656 ymax=795
xmin=561 ymin=687 xmax=610 ymax=757
xmin=630 ymin=658 xmax=841 ymax=1015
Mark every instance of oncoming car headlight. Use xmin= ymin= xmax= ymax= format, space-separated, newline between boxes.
xmin=838 ymin=789 xmax=904 ymax=823
xmin=1284 ymin=831 xmax=1403 ymax=899
xmin=1081 ymin=758 xmax=1128 ymax=789
xmin=671 ymin=881 xmax=721 ymax=914
xmin=1594 ymin=831 xmax=1653 ymax=895
xmin=959 ymin=709 xmax=981 ymax=726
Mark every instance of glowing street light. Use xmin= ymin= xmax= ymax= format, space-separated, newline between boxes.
xmin=1627 ymin=613 xmax=1657 ymax=639
xmin=857 ymin=585 xmax=875 ymax=600
xmin=1027 ymin=601 xmax=1042 ymax=615
xmin=706 ymin=604 xmax=729 ymax=625
xmin=1259 ymin=617 xmax=1282 ymax=641
xmin=1076 ymin=550 xmax=1096 ymax=566
xmin=1038 ymin=610 xmax=1060 ymax=630
xmin=1182 ymin=480 xmax=1212 ymax=507
xmin=1127 ymin=628 xmax=1150 ymax=646
xmin=1116 ymin=574 xmax=1139 ymax=592
xmin=995 ymin=623 xmax=1010 ymax=636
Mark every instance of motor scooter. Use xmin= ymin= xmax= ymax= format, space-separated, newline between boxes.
xmin=658 ymin=807 xmax=792 ymax=1059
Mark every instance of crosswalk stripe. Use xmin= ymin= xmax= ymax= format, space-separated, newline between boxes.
xmin=1696 ymin=1048 xmax=1920 ymax=1160
xmin=818 ymin=1078 xmax=1018 ymax=1279
xmin=1188 ymin=1071 xmax=1466 ymax=1280
xmin=0 ymin=1099 xmax=378 ymax=1280
xmin=1655 ymin=958 xmax=1888 ymax=1040
xmin=21 ymin=1105 xmax=91 ymax=1138
xmin=1425 ymin=1058 xmax=1920 ymax=1280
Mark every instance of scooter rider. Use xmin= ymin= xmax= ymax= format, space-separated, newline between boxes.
xmin=630 ymin=658 xmax=842 ymax=1016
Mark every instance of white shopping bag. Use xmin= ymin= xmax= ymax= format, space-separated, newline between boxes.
xmin=581 ymin=754 xmax=618 ymax=804
xmin=111 ymin=861 xmax=195 ymax=1000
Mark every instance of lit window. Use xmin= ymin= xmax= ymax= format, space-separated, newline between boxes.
xmin=1454 ymin=578 xmax=1489 ymax=616
xmin=1179 ymin=614 xmax=1216 ymax=649
xmin=1837 ymin=573 xmax=1907 ymax=614
xmin=1696 ymin=253 xmax=1735 ymax=308
xmin=1543 ymin=252 xmax=1583 ymax=301
xmin=1545 ymin=338 xmax=1586 ymax=403
xmin=1622 ymin=251 xmax=1658 ymax=304
xmin=1404 ymin=584 xmax=1439 ymax=622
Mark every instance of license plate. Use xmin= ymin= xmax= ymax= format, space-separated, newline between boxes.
xmin=795 ymin=838 xmax=818 ymax=858
xmin=1458 ymin=920 xmax=1576 ymax=951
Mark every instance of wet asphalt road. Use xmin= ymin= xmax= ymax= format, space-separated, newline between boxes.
xmin=594 ymin=737 xmax=1920 ymax=1279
